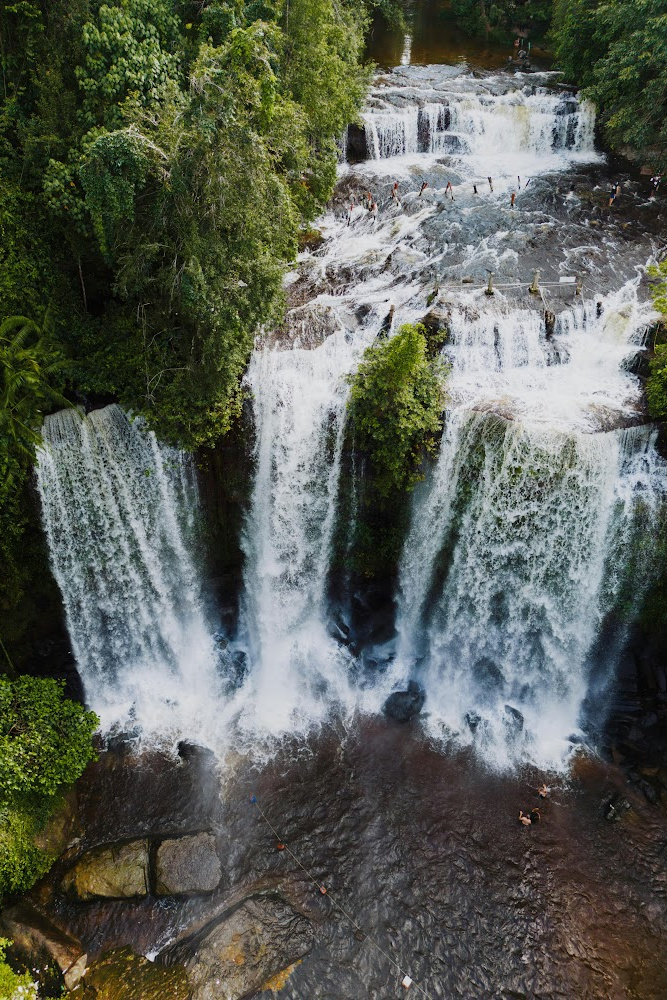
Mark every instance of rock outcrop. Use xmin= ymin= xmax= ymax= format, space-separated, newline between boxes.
xmin=383 ymin=680 xmax=426 ymax=722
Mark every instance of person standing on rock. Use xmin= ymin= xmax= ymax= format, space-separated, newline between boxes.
xmin=488 ymin=176 xmax=494 ymax=192
xmin=419 ymin=180 xmax=429 ymax=197
xmin=445 ymin=181 xmax=454 ymax=201
xmin=510 ymin=191 xmax=516 ymax=209
xmin=392 ymin=181 xmax=401 ymax=206
xmin=650 ymin=174 xmax=662 ymax=197
xmin=371 ymin=200 xmax=378 ymax=223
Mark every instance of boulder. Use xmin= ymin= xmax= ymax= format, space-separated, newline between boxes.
xmin=156 ymin=833 xmax=222 ymax=896
xmin=166 ymin=896 xmax=313 ymax=1000
xmin=62 ymin=840 xmax=149 ymax=900
xmin=0 ymin=901 xmax=88 ymax=990
xmin=383 ymin=681 xmax=425 ymax=723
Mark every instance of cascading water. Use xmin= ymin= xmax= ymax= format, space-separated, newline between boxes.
xmin=234 ymin=62 xmax=666 ymax=766
xmin=36 ymin=60 xmax=667 ymax=769
xmin=363 ymin=66 xmax=597 ymax=167
xmin=36 ymin=405 xmax=223 ymax=741
xmin=236 ymin=325 xmax=372 ymax=736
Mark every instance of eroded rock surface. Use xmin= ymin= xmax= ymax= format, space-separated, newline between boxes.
xmin=0 ymin=901 xmax=88 ymax=990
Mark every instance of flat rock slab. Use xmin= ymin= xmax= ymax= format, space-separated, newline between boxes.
xmin=62 ymin=840 xmax=149 ymax=900
xmin=180 ymin=896 xmax=313 ymax=1000
xmin=156 ymin=833 xmax=221 ymax=896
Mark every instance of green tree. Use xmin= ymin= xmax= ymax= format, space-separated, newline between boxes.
xmin=347 ymin=324 xmax=448 ymax=495
xmin=554 ymin=0 xmax=667 ymax=168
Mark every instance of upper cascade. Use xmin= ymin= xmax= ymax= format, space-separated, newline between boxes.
xmin=361 ymin=65 xmax=597 ymax=166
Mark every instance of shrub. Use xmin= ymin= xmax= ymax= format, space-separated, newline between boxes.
xmin=346 ymin=323 xmax=448 ymax=495
xmin=0 ymin=677 xmax=98 ymax=897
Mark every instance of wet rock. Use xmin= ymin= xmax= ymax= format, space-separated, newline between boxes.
xmin=465 ymin=711 xmax=482 ymax=733
xmin=156 ymin=833 xmax=222 ymax=896
xmin=503 ymin=704 xmax=524 ymax=732
xmin=167 ymin=896 xmax=313 ymax=1000
xmin=62 ymin=840 xmax=149 ymax=900
xmin=544 ymin=310 xmax=556 ymax=338
xmin=0 ymin=901 xmax=88 ymax=991
xmin=327 ymin=617 xmax=352 ymax=646
xmin=346 ymin=123 xmax=368 ymax=162
xmin=377 ymin=304 xmax=395 ymax=338
xmin=383 ymin=680 xmax=426 ymax=722
xmin=71 ymin=948 xmax=191 ymax=1000
xmin=605 ymin=795 xmax=632 ymax=821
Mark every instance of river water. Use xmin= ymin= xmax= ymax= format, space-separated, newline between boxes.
xmin=33 ymin=17 xmax=667 ymax=1000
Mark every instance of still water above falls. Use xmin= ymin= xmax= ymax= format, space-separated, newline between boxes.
xmin=37 ymin=63 xmax=667 ymax=770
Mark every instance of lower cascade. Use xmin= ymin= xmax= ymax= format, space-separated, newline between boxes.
xmin=35 ymin=61 xmax=667 ymax=770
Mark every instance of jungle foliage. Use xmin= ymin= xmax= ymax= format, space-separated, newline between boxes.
xmin=0 ymin=0 xmax=374 ymax=655
xmin=347 ymin=324 xmax=447 ymax=496
xmin=553 ymin=0 xmax=667 ymax=168
xmin=0 ymin=675 xmax=98 ymax=898
xmin=646 ymin=260 xmax=667 ymax=421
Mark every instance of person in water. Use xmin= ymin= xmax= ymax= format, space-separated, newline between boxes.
xmin=518 ymin=810 xmax=532 ymax=827
xmin=510 ymin=191 xmax=516 ymax=209
xmin=419 ymin=181 xmax=428 ymax=197
xmin=537 ymin=783 xmax=549 ymax=799
xmin=445 ymin=181 xmax=454 ymax=201
xmin=530 ymin=807 xmax=541 ymax=824
xmin=488 ymin=176 xmax=494 ymax=193
xmin=609 ymin=182 xmax=619 ymax=206
xmin=650 ymin=174 xmax=662 ymax=196
xmin=473 ymin=183 xmax=478 ymax=194
xmin=371 ymin=200 xmax=378 ymax=222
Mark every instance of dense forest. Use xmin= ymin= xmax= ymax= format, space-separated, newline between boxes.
xmin=1 ymin=0 xmax=667 ymax=955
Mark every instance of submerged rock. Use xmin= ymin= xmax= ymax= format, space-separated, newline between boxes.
xmin=0 ymin=901 xmax=88 ymax=991
xmin=62 ymin=840 xmax=149 ymax=900
xmin=383 ymin=680 xmax=426 ymax=722
xmin=168 ymin=896 xmax=313 ymax=1000
xmin=156 ymin=833 xmax=222 ymax=896
xmin=70 ymin=948 xmax=191 ymax=1000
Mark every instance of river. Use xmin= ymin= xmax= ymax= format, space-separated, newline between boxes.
xmin=29 ymin=6 xmax=667 ymax=998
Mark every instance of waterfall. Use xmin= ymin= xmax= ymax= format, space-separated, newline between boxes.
xmin=395 ymin=413 xmax=663 ymax=768
xmin=36 ymin=405 xmax=223 ymax=741
xmin=389 ymin=284 xmax=667 ymax=768
xmin=363 ymin=70 xmax=597 ymax=164
xmin=36 ymin=59 xmax=667 ymax=769
xmin=236 ymin=328 xmax=370 ymax=736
